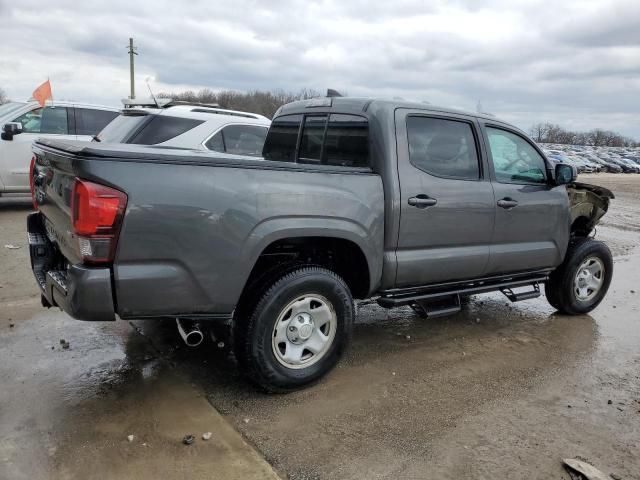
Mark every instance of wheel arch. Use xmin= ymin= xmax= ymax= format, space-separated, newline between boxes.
xmin=240 ymin=217 xmax=381 ymax=299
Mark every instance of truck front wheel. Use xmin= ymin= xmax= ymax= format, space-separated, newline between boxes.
xmin=236 ymin=266 xmax=354 ymax=392
xmin=545 ymin=238 xmax=613 ymax=315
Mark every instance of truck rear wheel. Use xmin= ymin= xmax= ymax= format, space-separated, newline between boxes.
xmin=545 ymin=238 xmax=613 ymax=315
xmin=236 ymin=266 xmax=354 ymax=392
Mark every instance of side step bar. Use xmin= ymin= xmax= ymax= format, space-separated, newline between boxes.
xmin=378 ymin=272 xmax=549 ymax=309
xmin=413 ymin=294 xmax=462 ymax=318
xmin=500 ymin=283 xmax=541 ymax=302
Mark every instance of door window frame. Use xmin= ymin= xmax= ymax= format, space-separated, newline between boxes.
xmin=480 ymin=122 xmax=552 ymax=186
xmin=405 ymin=113 xmax=485 ymax=182
xmin=12 ymin=105 xmax=73 ymax=135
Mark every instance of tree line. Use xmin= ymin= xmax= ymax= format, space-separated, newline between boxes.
xmin=159 ymin=89 xmax=639 ymax=147
xmin=529 ymin=122 xmax=638 ymax=147
xmin=3 ymin=83 xmax=637 ymax=148
xmin=157 ymin=88 xmax=321 ymax=119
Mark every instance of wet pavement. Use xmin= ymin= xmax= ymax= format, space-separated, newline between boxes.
xmin=1 ymin=175 xmax=640 ymax=479
xmin=0 ymin=199 xmax=279 ymax=480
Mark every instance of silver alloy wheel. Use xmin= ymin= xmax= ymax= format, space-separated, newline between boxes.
xmin=272 ymin=294 xmax=337 ymax=369
xmin=574 ymin=256 xmax=605 ymax=302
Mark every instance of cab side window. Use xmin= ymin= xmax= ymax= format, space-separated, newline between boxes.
xmin=13 ymin=107 xmax=69 ymax=134
xmin=486 ymin=127 xmax=547 ymax=184
xmin=407 ymin=116 xmax=480 ymax=180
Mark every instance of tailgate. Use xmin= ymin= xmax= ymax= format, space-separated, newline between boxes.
xmin=29 ymin=141 xmax=117 ymax=321
xmin=32 ymin=143 xmax=83 ymax=265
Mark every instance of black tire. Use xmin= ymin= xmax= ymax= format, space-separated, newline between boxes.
xmin=235 ymin=266 xmax=354 ymax=392
xmin=545 ymin=238 xmax=613 ymax=315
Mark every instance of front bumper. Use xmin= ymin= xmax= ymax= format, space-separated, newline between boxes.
xmin=27 ymin=212 xmax=116 ymax=321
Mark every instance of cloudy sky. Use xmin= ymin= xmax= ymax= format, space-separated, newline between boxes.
xmin=1 ymin=0 xmax=639 ymax=137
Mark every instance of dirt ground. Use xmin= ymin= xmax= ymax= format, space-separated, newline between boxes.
xmin=1 ymin=174 xmax=639 ymax=479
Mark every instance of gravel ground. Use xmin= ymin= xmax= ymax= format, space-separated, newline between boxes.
xmin=1 ymin=175 xmax=639 ymax=479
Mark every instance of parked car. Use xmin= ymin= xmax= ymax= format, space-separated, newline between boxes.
xmin=583 ymin=153 xmax=623 ymax=173
xmin=607 ymin=156 xmax=640 ymax=173
xmin=568 ymin=155 xmax=599 ymax=173
xmin=96 ymin=99 xmax=271 ymax=156
xmin=27 ymin=97 xmax=614 ymax=391
xmin=623 ymin=155 xmax=640 ymax=166
xmin=0 ymin=100 xmax=118 ymax=194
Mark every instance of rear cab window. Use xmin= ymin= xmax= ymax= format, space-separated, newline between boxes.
xmin=263 ymin=113 xmax=369 ymax=167
xmin=263 ymin=115 xmax=302 ymax=162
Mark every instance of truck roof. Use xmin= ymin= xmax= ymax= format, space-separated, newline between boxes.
xmin=277 ymin=97 xmax=507 ymax=124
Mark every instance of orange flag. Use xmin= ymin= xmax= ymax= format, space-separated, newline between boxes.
xmin=32 ymin=80 xmax=52 ymax=107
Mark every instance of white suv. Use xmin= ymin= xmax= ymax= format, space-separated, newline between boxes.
xmin=96 ymin=100 xmax=271 ymax=157
xmin=0 ymin=100 xmax=118 ymax=194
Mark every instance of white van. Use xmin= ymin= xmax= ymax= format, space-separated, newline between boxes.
xmin=0 ymin=101 xmax=118 ymax=194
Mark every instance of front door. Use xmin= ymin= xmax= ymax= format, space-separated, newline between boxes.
xmin=394 ymin=110 xmax=495 ymax=287
xmin=481 ymin=124 xmax=570 ymax=274
xmin=1 ymin=106 xmax=74 ymax=191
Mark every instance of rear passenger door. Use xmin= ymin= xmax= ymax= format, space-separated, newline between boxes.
xmin=480 ymin=123 xmax=570 ymax=274
xmin=394 ymin=110 xmax=495 ymax=287
xmin=73 ymin=107 xmax=119 ymax=140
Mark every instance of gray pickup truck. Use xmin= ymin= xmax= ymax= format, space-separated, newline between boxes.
xmin=28 ymin=97 xmax=614 ymax=391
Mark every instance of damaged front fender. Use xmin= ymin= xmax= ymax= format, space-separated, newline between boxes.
xmin=567 ymin=182 xmax=614 ymax=236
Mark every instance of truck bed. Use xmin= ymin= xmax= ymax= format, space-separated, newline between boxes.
xmin=30 ymin=139 xmax=384 ymax=320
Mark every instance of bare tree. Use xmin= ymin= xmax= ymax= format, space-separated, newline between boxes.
xmin=158 ymin=88 xmax=322 ymax=119
xmin=0 ymin=88 xmax=8 ymax=105
xmin=529 ymin=123 xmax=550 ymax=142
xmin=531 ymin=122 xmax=636 ymax=146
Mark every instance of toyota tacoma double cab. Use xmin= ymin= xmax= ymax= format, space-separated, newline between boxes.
xmin=27 ymin=97 xmax=614 ymax=391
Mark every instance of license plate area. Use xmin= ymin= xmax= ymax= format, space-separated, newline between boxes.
xmin=27 ymin=213 xmax=67 ymax=292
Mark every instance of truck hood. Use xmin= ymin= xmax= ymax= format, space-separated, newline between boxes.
xmin=567 ymin=182 xmax=614 ymax=235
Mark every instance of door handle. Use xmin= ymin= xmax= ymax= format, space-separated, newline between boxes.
xmin=408 ymin=195 xmax=437 ymax=208
xmin=497 ymin=198 xmax=518 ymax=209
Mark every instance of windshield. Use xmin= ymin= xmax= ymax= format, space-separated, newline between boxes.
xmin=0 ymin=102 xmax=27 ymax=120
xmin=96 ymin=113 xmax=148 ymax=142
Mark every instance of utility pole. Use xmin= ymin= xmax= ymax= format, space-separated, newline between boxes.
xmin=127 ymin=38 xmax=138 ymax=99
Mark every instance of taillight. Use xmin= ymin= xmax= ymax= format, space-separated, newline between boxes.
xmin=29 ymin=156 xmax=37 ymax=210
xmin=71 ymin=179 xmax=127 ymax=264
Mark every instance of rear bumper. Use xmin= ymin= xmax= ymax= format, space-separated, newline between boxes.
xmin=27 ymin=212 xmax=116 ymax=321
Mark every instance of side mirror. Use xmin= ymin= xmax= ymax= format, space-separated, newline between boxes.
xmin=555 ymin=163 xmax=577 ymax=185
xmin=1 ymin=122 xmax=23 ymax=141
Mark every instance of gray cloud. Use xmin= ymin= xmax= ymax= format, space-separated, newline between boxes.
xmin=0 ymin=0 xmax=638 ymax=137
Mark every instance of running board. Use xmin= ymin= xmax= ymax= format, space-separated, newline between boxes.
xmin=377 ymin=272 xmax=549 ymax=308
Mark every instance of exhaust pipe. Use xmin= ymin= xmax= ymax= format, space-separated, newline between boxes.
xmin=176 ymin=319 xmax=204 ymax=347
